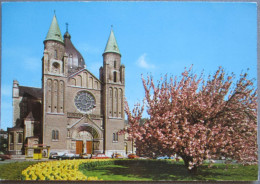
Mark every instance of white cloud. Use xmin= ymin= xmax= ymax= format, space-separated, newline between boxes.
xmin=136 ymin=53 xmax=155 ymax=69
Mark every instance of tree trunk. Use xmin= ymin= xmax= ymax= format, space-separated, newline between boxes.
xmin=182 ymin=156 xmax=198 ymax=174
xmin=189 ymin=166 xmax=198 ymax=174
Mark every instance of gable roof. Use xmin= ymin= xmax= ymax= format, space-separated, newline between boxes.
xmin=19 ymin=86 xmax=42 ymax=99
xmin=68 ymin=68 xmax=102 ymax=84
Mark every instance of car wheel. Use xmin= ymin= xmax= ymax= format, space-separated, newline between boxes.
xmin=0 ymin=158 xmax=5 ymax=161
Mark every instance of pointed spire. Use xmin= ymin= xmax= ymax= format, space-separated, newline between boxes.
xmin=103 ymin=27 xmax=121 ymax=55
xmin=64 ymin=22 xmax=71 ymax=39
xmin=45 ymin=14 xmax=64 ymax=44
xmin=66 ymin=22 xmax=69 ymax=32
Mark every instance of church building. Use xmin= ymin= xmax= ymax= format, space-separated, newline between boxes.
xmin=7 ymin=14 xmax=132 ymax=158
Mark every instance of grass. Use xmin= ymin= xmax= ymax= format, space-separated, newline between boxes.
xmin=0 ymin=161 xmax=40 ymax=180
xmin=79 ymin=160 xmax=258 ymax=181
xmin=197 ymin=163 xmax=258 ymax=181
xmin=0 ymin=159 xmax=257 ymax=181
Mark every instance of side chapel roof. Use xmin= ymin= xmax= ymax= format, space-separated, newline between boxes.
xmin=19 ymin=86 xmax=42 ymax=99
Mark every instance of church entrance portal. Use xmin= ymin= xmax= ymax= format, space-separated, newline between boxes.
xmin=73 ymin=124 xmax=100 ymax=155
xmin=86 ymin=141 xmax=92 ymax=154
xmin=76 ymin=141 xmax=83 ymax=154
xmin=76 ymin=140 xmax=93 ymax=155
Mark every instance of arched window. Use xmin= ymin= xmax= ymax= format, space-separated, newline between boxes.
xmin=52 ymin=130 xmax=55 ymax=140
xmin=54 ymin=50 xmax=58 ymax=59
xmin=115 ymin=133 xmax=118 ymax=141
xmin=113 ymin=72 xmax=117 ymax=82
xmin=55 ymin=130 xmax=59 ymax=140
xmin=52 ymin=130 xmax=59 ymax=140
xmin=18 ymin=133 xmax=23 ymax=143
xmin=10 ymin=132 xmax=14 ymax=144
xmin=113 ymin=132 xmax=118 ymax=142
xmin=109 ymin=88 xmax=113 ymax=116
xmin=114 ymin=60 xmax=116 ymax=68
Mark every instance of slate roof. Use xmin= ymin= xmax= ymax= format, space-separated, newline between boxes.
xmin=19 ymin=86 xmax=42 ymax=99
xmin=64 ymin=31 xmax=86 ymax=75
xmin=7 ymin=127 xmax=23 ymax=131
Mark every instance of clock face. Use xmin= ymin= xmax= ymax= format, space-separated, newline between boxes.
xmin=74 ymin=91 xmax=96 ymax=112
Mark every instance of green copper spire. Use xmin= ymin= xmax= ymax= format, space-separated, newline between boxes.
xmin=45 ymin=14 xmax=64 ymax=44
xmin=103 ymin=27 xmax=121 ymax=55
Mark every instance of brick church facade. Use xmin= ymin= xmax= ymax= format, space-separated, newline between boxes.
xmin=7 ymin=15 xmax=133 ymax=157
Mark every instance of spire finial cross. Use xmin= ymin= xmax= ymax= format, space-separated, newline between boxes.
xmin=66 ymin=22 xmax=69 ymax=32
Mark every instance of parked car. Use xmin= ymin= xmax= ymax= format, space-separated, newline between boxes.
xmin=128 ymin=154 xmax=139 ymax=159
xmin=112 ymin=153 xmax=124 ymax=159
xmin=49 ymin=152 xmax=66 ymax=159
xmin=60 ymin=153 xmax=81 ymax=160
xmin=157 ymin=155 xmax=169 ymax=160
xmin=138 ymin=157 xmax=149 ymax=159
xmin=0 ymin=152 xmax=11 ymax=161
xmin=81 ymin=153 xmax=92 ymax=159
xmin=49 ymin=152 xmax=59 ymax=159
xmin=157 ymin=155 xmax=175 ymax=160
xmin=92 ymin=153 xmax=110 ymax=159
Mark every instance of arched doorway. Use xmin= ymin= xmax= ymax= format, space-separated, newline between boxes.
xmin=75 ymin=124 xmax=99 ymax=155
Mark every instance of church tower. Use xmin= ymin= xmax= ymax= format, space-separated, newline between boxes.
xmin=8 ymin=14 xmax=132 ymax=157
xmin=100 ymin=28 xmax=125 ymax=156
xmin=41 ymin=14 xmax=68 ymax=147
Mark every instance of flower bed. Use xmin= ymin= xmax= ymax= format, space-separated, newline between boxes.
xmin=22 ymin=159 xmax=112 ymax=180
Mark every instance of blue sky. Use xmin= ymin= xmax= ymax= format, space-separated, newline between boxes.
xmin=1 ymin=1 xmax=257 ymax=130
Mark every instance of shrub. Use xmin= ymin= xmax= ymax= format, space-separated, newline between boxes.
xmin=79 ymin=160 xmax=114 ymax=170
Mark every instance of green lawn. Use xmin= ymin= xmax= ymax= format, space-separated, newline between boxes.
xmin=0 ymin=159 xmax=257 ymax=181
xmin=80 ymin=160 xmax=258 ymax=181
xmin=0 ymin=161 xmax=40 ymax=180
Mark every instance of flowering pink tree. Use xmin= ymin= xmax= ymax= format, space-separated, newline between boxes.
xmin=123 ymin=66 xmax=257 ymax=173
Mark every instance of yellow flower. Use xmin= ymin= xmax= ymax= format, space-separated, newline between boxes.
xmin=22 ymin=159 xmax=112 ymax=180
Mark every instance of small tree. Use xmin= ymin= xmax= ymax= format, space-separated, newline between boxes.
xmin=123 ymin=66 xmax=257 ymax=173
xmin=0 ymin=136 xmax=8 ymax=153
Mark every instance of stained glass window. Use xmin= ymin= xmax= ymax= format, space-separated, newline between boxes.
xmin=74 ymin=91 xmax=96 ymax=112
